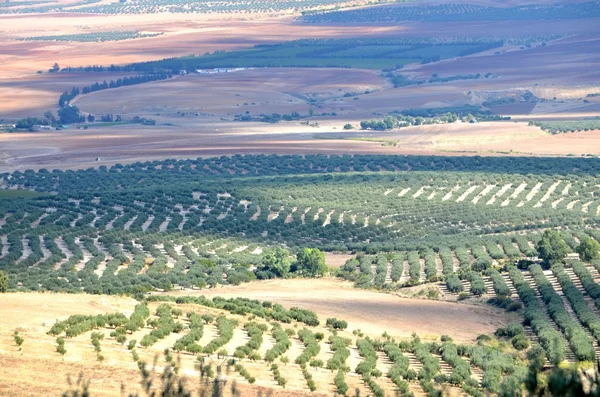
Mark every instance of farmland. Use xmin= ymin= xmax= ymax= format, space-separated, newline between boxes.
xmin=4 ymin=153 xmax=600 ymax=394
xmin=529 ymin=118 xmax=600 ymax=135
xmin=302 ymin=1 xmax=600 ymax=23
xmin=0 ymin=0 xmax=367 ymax=15
xmin=1 ymin=0 xmax=600 ymax=395
xmin=121 ymin=36 xmax=515 ymax=70
xmin=0 ymin=291 xmax=518 ymax=397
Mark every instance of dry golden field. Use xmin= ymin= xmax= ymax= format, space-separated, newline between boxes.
xmin=0 ymin=291 xmax=493 ymax=396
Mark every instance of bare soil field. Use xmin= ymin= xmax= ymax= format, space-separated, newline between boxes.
xmin=164 ymin=278 xmax=517 ymax=343
xmin=3 ymin=116 xmax=600 ymax=173
xmin=72 ymin=68 xmax=386 ymax=119
xmin=340 ymin=121 xmax=600 ymax=156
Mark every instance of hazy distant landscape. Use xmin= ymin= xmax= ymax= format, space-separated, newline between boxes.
xmin=1 ymin=1 xmax=600 ymax=396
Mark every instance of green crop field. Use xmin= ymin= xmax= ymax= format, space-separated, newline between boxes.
xmin=121 ymin=37 xmax=526 ymax=71
xmin=21 ymin=31 xmax=162 ymax=42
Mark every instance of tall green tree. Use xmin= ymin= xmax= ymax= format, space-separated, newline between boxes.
xmin=294 ymin=248 xmax=327 ymax=277
xmin=258 ymin=247 xmax=290 ymax=279
xmin=0 ymin=270 xmax=7 ymax=293
xmin=537 ymin=229 xmax=569 ymax=264
xmin=576 ymin=237 xmax=600 ymax=262
xmin=58 ymin=105 xmax=81 ymax=124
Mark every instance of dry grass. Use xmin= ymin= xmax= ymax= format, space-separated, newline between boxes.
xmin=164 ymin=278 xmax=518 ymax=343
xmin=0 ymin=291 xmax=482 ymax=396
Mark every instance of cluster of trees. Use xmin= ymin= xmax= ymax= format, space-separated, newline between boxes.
xmin=531 ymin=262 xmax=595 ymax=361
xmin=234 ymin=111 xmax=306 ymax=124
xmin=151 ymin=295 xmax=320 ymax=328
xmin=508 ymin=266 xmax=566 ymax=363
xmin=327 ymin=335 xmax=350 ymax=370
xmin=234 ymin=363 xmax=256 ymax=384
xmin=54 ymin=322 xmax=599 ymax=397
xmin=173 ymin=312 xmax=204 ymax=354
xmin=0 ymin=270 xmax=7 ymax=293
xmin=4 ymin=154 xmax=600 ymax=295
xmin=234 ymin=322 xmax=265 ymax=360
xmin=355 ymin=338 xmax=385 ymax=397
xmin=439 ymin=342 xmax=471 ymax=384
xmin=571 ymin=261 xmax=600 ymax=310
xmin=71 ymin=0 xmax=343 ymax=15
xmin=325 ymin=317 xmax=348 ymax=330
xmin=57 ymin=73 xmax=171 ymax=113
xmin=552 ymin=263 xmax=600 ymax=350
xmin=530 ymin=119 xmax=600 ymax=135
xmin=300 ymin=362 xmax=317 ymax=391
xmin=48 ymin=312 xmax=130 ymax=338
xmin=360 ymin=108 xmax=507 ymax=131
xmin=428 ymin=73 xmax=484 ymax=83
xmin=270 ymin=363 xmax=286 ymax=387
xmin=334 ymin=369 xmax=348 ymax=395
xmin=383 ymin=343 xmax=414 ymax=394
xmin=295 ymin=328 xmax=320 ymax=365
xmin=264 ymin=324 xmax=291 ymax=362
xmin=201 ymin=315 xmax=236 ymax=354
xmin=98 ymin=37 xmax=517 ymax=73
xmin=411 ymin=336 xmax=441 ymax=381
xmin=140 ymin=304 xmax=184 ymax=348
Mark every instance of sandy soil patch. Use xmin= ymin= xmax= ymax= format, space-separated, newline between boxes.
xmin=324 ymin=252 xmax=353 ymax=268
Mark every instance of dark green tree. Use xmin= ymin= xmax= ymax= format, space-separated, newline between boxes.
xmin=258 ymin=247 xmax=290 ymax=279
xmin=58 ymin=105 xmax=81 ymax=124
xmin=576 ymin=237 xmax=600 ymax=262
xmin=537 ymin=229 xmax=569 ymax=264
xmin=0 ymin=270 xmax=7 ymax=293
xmin=294 ymin=248 xmax=327 ymax=277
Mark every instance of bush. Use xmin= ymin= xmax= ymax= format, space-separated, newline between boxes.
xmin=326 ymin=317 xmax=348 ymax=330
xmin=511 ymin=334 xmax=530 ymax=350
xmin=446 ymin=274 xmax=464 ymax=293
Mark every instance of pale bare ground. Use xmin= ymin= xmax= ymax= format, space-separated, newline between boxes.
xmin=4 ymin=117 xmax=600 ymax=173
xmin=164 ymin=278 xmax=518 ymax=343
xmin=324 ymin=252 xmax=354 ymax=268
xmin=72 ymin=68 xmax=386 ymax=119
xmin=0 ymin=294 xmax=136 ymax=396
